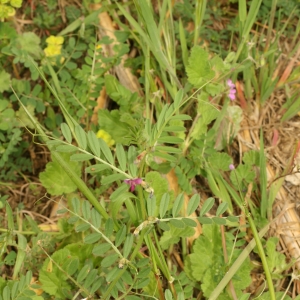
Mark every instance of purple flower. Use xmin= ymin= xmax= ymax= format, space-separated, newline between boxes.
xmin=227 ymin=79 xmax=236 ymax=101
xmin=124 ymin=178 xmax=143 ymax=192
xmin=229 ymin=164 xmax=235 ymax=170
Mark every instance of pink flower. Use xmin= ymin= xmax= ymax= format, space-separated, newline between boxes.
xmin=124 ymin=178 xmax=143 ymax=192
xmin=229 ymin=164 xmax=235 ymax=170
xmin=227 ymin=79 xmax=236 ymax=101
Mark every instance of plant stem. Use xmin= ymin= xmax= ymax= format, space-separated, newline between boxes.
xmin=246 ymin=212 xmax=276 ymax=300
xmin=153 ymin=230 xmax=173 ymax=282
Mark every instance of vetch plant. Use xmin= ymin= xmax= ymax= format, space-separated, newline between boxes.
xmin=11 ymin=59 xmax=242 ymax=299
xmin=3 ymin=0 xmax=299 ymax=299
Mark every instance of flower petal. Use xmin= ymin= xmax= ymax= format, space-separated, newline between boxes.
xmin=130 ymin=183 xmax=136 ymax=192
xmin=229 ymin=93 xmax=236 ymax=100
xmin=227 ymin=79 xmax=235 ymax=88
xmin=133 ymin=178 xmax=143 ymax=184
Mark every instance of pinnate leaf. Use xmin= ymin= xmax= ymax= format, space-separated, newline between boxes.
xmin=145 ymin=171 xmax=173 ymax=216
xmin=174 ymin=89 xmax=184 ymax=108
xmin=77 ymin=265 xmax=90 ymax=283
xmin=61 ymin=123 xmax=72 ymax=143
xmin=216 ymin=202 xmax=228 ymax=216
xmin=163 ymin=126 xmax=186 ymax=132
xmin=212 ymin=217 xmax=226 ymax=225
xmin=182 ymin=218 xmax=197 ymax=227
xmin=55 ymin=145 xmax=77 ymax=152
xmin=116 ymin=143 xmax=127 ymax=171
xmin=71 ymin=197 xmax=80 ymax=214
xmin=159 ymin=193 xmax=170 ymax=218
xmin=101 ymin=173 xmax=126 ymax=185
xmin=172 ymin=193 xmax=184 ymax=217
xmin=227 ymin=216 xmax=239 ymax=223
xmin=152 ymin=151 xmax=177 ymax=162
xmin=186 ymin=194 xmax=200 ymax=216
xmin=82 ymin=201 xmax=91 ymax=220
xmin=170 ymin=114 xmax=191 ymax=121
xmin=147 ymin=195 xmax=156 ymax=217
xmin=75 ymin=125 xmax=87 ymax=150
xmin=75 ymin=223 xmax=90 ymax=232
xmin=87 ymin=131 xmax=100 ymax=157
xmin=99 ymin=138 xmax=114 ymax=164
xmin=115 ymin=225 xmax=126 ymax=247
xmin=123 ymin=234 xmax=134 ymax=258
xmin=85 ymin=164 xmax=110 ymax=174
xmin=93 ymin=243 xmax=111 ymax=256
xmin=158 ymin=136 xmax=184 ymax=144
xmin=90 ymin=208 xmax=101 ymax=228
xmin=169 ymin=219 xmax=185 ymax=228
xmin=70 ymin=153 xmax=93 ymax=161
xmin=84 ymin=233 xmax=102 ymax=244
xmin=200 ymin=197 xmax=215 ymax=216
xmin=198 ymin=217 xmax=213 ymax=224
xmin=101 ymin=254 xmax=119 ymax=268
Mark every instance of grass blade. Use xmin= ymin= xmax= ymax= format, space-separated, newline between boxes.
xmin=259 ymin=129 xmax=268 ymax=218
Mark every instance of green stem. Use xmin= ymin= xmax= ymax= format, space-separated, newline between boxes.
xmin=246 ymin=212 xmax=276 ymax=300
xmin=194 ymin=0 xmax=207 ymax=45
xmin=136 ymin=185 xmax=146 ymax=221
xmin=0 ymin=229 xmax=50 ymax=235
xmin=145 ymin=234 xmax=159 ymax=275
xmin=137 ymin=159 xmax=148 ymax=220
xmin=153 ymin=230 xmax=172 ymax=282
xmin=145 ymin=45 xmax=151 ymax=120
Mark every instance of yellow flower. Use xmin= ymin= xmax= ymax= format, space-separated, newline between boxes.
xmin=44 ymin=36 xmax=65 ymax=60
xmin=46 ymin=35 xmax=64 ymax=46
xmin=44 ymin=44 xmax=62 ymax=57
xmin=96 ymin=129 xmax=115 ymax=147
